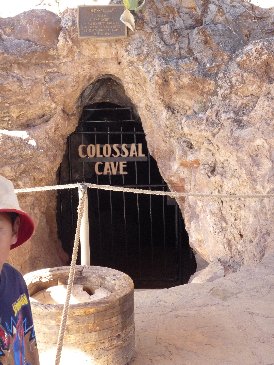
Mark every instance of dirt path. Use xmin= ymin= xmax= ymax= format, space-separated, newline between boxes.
xmin=132 ymin=253 xmax=274 ymax=365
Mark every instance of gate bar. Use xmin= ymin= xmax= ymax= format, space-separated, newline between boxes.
xmin=79 ymin=185 xmax=90 ymax=265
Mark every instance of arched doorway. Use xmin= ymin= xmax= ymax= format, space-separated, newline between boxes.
xmin=57 ymin=100 xmax=196 ymax=289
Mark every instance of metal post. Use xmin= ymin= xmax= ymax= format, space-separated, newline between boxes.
xmin=79 ymin=184 xmax=90 ymax=265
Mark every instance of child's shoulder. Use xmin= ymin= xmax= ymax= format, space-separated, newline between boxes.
xmin=3 ymin=263 xmax=24 ymax=281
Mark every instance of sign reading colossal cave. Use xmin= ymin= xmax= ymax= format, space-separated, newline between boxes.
xmin=78 ymin=143 xmax=147 ymax=175
xmin=59 ymin=104 xmax=195 ymax=289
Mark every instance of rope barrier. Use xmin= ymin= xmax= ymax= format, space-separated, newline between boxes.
xmin=54 ymin=185 xmax=87 ymax=365
xmin=14 ymin=182 xmax=274 ymax=199
xmin=18 ymin=180 xmax=271 ymax=363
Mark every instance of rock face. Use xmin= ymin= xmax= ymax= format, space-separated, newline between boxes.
xmin=0 ymin=0 xmax=273 ymax=274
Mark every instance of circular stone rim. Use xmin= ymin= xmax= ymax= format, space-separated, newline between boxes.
xmin=24 ymin=265 xmax=134 ymax=311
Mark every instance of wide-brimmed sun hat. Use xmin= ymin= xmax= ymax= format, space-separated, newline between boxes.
xmin=0 ymin=175 xmax=34 ymax=249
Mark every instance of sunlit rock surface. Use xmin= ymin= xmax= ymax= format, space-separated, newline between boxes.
xmin=0 ymin=0 xmax=273 ymax=273
xmin=132 ymin=253 xmax=274 ymax=364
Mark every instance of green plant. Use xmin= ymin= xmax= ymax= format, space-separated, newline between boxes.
xmin=123 ymin=0 xmax=145 ymax=11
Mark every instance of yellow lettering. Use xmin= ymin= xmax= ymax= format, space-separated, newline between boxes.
xmin=78 ymin=145 xmax=87 ymax=158
xmin=138 ymin=143 xmax=145 ymax=157
xmin=96 ymin=144 xmax=103 ymax=157
xmin=103 ymin=162 xmax=112 ymax=175
xmin=119 ymin=162 xmax=128 ymax=175
xmin=95 ymin=162 xmax=103 ymax=175
xmin=112 ymin=144 xmax=120 ymax=157
xmin=12 ymin=294 xmax=28 ymax=316
xmin=87 ymin=144 xmax=96 ymax=157
xmin=129 ymin=144 xmax=138 ymax=157
xmin=103 ymin=144 xmax=111 ymax=157
xmin=110 ymin=162 xmax=118 ymax=175
xmin=121 ymin=144 xmax=129 ymax=157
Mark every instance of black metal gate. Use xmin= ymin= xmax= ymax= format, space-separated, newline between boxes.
xmin=57 ymin=103 xmax=196 ymax=288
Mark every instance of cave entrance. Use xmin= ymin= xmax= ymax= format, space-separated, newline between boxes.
xmin=57 ymin=102 xmax=196 ymax=288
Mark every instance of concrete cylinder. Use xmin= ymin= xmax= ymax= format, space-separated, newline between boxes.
xmin=24 ymin=266 xmax=135 ymax=365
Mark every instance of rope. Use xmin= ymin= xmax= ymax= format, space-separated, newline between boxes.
xmin=85 ymin=183 xmax=274 ymax=199
xmin=18 ymin=180 xmax=271 ymax=362
xmin=14 ymin=182 xmax=274 ymax=199
xmin=54 ymin=185 xmax=87 ymax=365
xmin=15 ymin=183 xmax=80 ymax=193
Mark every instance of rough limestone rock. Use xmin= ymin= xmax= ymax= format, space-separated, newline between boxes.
xmin=0 ymin=10 xmax=61 ymax=47
xmin=189 ymin=260 xmax=224 ymax=283
xmin=0 ymin=0 xmax=273 ymax=274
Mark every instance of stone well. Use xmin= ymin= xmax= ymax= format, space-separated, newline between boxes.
xmin=24 ymin=265 xmax=135 ymax=365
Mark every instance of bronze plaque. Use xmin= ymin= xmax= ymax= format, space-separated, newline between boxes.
xmin=78 ymin=5 xmax=127 ymax=39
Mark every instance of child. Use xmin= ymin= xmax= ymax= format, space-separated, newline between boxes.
xmin=0 ymin=175 xmax=39 ymax=365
